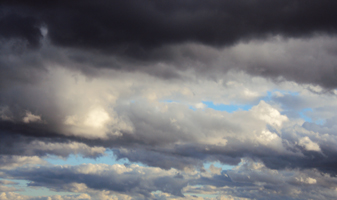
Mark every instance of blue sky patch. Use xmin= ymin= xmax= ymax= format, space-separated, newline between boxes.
xmin=45 ymin=150 xmax=130 ymax=166
xmin=0 ymin=178 xmax=79 ymax=197
xmin=262 ymin=90 xmax=299 ymax=102
xmin=202 ymin=101 xmax=252 ymax=113
xmin=299 ymin=108 xmax=313 ymax=122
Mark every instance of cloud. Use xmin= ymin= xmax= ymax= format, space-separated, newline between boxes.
xmin=0 ymin=70 xmax=337 ymax=174
xmin=2 ymin=160 xmax=337 ymax=200
xmin=0 ymin=192 xmax=94 ymax=200
xmin=1 ymin=164 xmax=189 ymax=198
xmin=3 ymin=0 xmax=337 ymax=51
xmin=1 ymin=1 xmax=337 ymax=89
xmin=298 ymin=136 xmax=321 ymax=152
xmin=0 ymin=156 xmax=46 ymax=170
xmin=0 ymin=12 xmax=42 ymax=49
xmin=22 ymin=111 xmax=43 ymax=124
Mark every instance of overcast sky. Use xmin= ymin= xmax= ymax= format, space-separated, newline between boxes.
xmin=1 ymin=1 xmax=337 ymax=199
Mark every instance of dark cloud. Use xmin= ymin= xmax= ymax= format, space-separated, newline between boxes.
xmin=3 ymin=160 xmax=337 ymax=200
xmin=0 ymin=0 xmax=337 ymax=90
xmin=0 ymin=121 xmax=106 ymax=159
xmin=0 ymin=12 xmax=42 ymax=49
xmin=2 ymin=0 xmax=337 ymax=53
xmin=1 ymin=164 xmax=189 ymax=198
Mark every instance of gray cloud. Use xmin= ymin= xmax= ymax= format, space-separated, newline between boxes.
xmin=2 ymin=0 xmax=337 ymax=51
xmin=1 ymin=164 xmax=189 ymax=198
xmin=2 ymin=95 xmax=337 ymax=175
xmin=1 ymin=0 xmax=337 ymax=89
xmin=2 ymin=160 xmax=337 ymax=200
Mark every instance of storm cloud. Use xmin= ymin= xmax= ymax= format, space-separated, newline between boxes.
xmin=0 ymin=0 xmax=337 ymax=88
xmin=2 ymin=0 xmax=337 ymax=50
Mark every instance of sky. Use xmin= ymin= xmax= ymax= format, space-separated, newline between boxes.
xmin=1 ymin=0 xmax=337 ymax=199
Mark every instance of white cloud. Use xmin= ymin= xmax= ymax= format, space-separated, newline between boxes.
xmin=298 ymin=137 xmax=321 ymax=152
xmin=0 ymin=156 xmax=46 ymax=170
xmin=251 ymin=101 xmax=288 ymax=127
xmin=195 ymin=103 xmax=206 ymax=109
xmin=22 ymin=111 xmax=43 ymax=124
xmin=295 ymin=177 xmax=317 ymax=184
xmin=84 ymin=107 xmax=110 ymax=128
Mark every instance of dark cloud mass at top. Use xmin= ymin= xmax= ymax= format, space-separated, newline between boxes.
xmin=2 ymin=0 xmax=337 ymax=52
xmin=1 ymin=0 xmax=337 ymax=89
